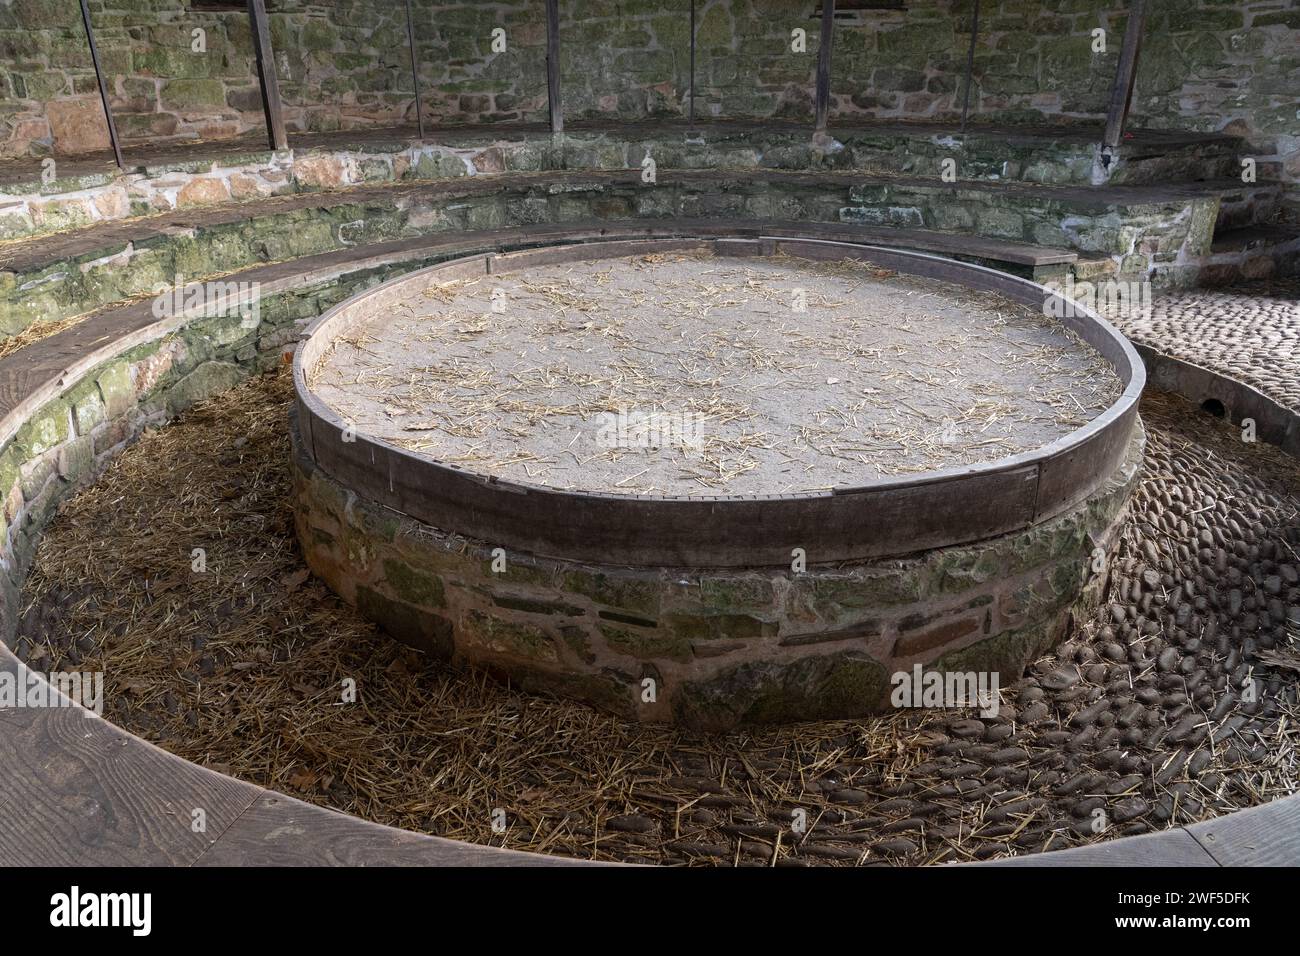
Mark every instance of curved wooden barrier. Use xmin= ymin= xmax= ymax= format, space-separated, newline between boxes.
xmin=3 ymin=632 xmax=1296 ymax=866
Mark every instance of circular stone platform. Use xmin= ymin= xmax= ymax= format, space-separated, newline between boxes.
xmin=292 ymin=236 xmax=1145 ymax=728
xmin=309 ymin=250 xmax=1119 ymax=495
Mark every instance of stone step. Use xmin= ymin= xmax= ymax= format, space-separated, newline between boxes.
xmin=0 ymin=221 xmax=1081 ymax=397
xmin=1210 ymin=222 xmax=1300 ymax=255
xmin=0 ymin=169 xmax=1238 ymax=339
xmin=1213 ymin=180 xmax=1285 ymax=231
xmin=1097 ymin=130 xmax=1242 ymax=186
xmin=0 ymin=121 xmax=1245 ymax=243
xmin=1197 ymin=224 xmax=1300 ymax=285
xmin=0 ymin=213 xmax=1076 ymax=348
xmin=837 ymin=176 xmax=1232 ymax=283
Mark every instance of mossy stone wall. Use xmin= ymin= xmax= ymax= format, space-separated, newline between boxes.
xmin=290 ymin=414 xmax=1144 ymax=730
xmin=2 ymin=1 xmax=1295 ymax=196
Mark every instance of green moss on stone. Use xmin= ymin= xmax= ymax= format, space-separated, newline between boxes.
xmin=560 ymin=569 xmax=663 ymax=618
xmin=95 ymin=361 xmax=134 ymax=418
xmin=600 ymin=622 xmax=692 ymax=663
xmin=382 ymin=558 xmax=445 ymax=607
xmin=163 ymin=362 xmax=247 ymax=415
xmin=13 ymin=402 xmax=70 ymax=458
xmin=675 ymin=652 xmax=891 ymax=730
xmin=462 ymin=610 xmax=558 ymax=663
xmin=356 ymin=585 xmax=454 ymax=660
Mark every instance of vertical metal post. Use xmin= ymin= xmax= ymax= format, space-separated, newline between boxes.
xmin=78 ymin=0 xmax=124 ymax=169
xmin=247 ymin=0 xmax=288 ymax=151
xmin=1102 ymin=0 xmax=1147 ymax=155
xmin=814 ymin=0 xmax=834 ymax=131
xmin=545 ymin=0 xmax=563 ymax=133
xmin=689 ymin=0 xmax=696 ymax=126
xmin=404 ymin=0 xmax=425 ymax=138
xmin=959 ymin=0 xmax=981 ymax=134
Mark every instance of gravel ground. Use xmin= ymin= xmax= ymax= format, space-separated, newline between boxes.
xmin=14 ymin=364 xmax=1298 ymax=866
xmin=1107 ymin=277 xmax=1300 ymax=413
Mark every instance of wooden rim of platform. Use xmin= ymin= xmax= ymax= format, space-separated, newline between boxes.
xmin=294 ymin=235 xmax=1145 ymax=568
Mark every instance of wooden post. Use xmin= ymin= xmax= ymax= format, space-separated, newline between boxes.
xmin=247 ymin=0 xmax=287 ymax=151
xmin=959 ymin=0 xmax=981 ymax=133
xmin=404 ymin=0 xmax=425 ymax=138
xmin=546 ymin=0 xmax=563 ymax=134
xmin=78 ymin=0 xmax=124 ymax=169
xmin=689 ymin=0 xmax=696 ymax=126
xmin=1102 ymin=0 xmax=1148 ymax=155
xmin=814 ymin=0 xmax=834 ymax=131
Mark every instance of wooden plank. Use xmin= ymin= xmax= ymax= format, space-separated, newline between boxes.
xmin=814 ymin=0 xmax=835 ymax=131
xmin=545 ymin=0 xmax=563 ymax=134
xmin=197 ymin=793 xmax=594 ymax=866
xmin=78 ymin=0 xmax=124 ymax=169
xmin=771 ymin=236 xmax=1042 ymax=296
xmin=959 ymin=0 xmax=981 ymax=133
xmin=404 ymin=0 xmax=425 ymax=139
xmin=0 ymin=646 xmax=584 ymax=867
xmin=980 ymin=828 xmax=1219 ymax=867
xmin=303 ymin=395 xmax=1042 ymax=567
xmin=1137 ymin=346 xmax=1300 ymax=458
xmin=688 ymin=0 xmax=697 ymax=125
xmin=770 ymin=221 xmax=1077 ymax=266
xmin=1101 ymin=0 xmax=1148 ymax=155
xmin=1032 ymin=403 xmax=1140 ymax=523
xmin=1186 ymin=797 xmax=1300 ymax=866
xmin=247 ymin=0 xmax=288 ymax=151
xmin=489 ymin=237 xmax=709 ymax=272
xmin=0 ymin=646 xmax=262 ymax=866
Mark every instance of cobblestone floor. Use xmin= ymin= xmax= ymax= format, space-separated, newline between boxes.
xmin=1108 ymin=277 xmax=1300 ymax=413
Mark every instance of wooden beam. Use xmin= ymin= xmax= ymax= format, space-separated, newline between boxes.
xmin=959 ymin=0 xmax=981 ymax=133
xmin=545 ymin=0 xmax=563 ymax=134
xmin=78 ymin=0 xmax=124 ymax=169
xmin=404 ymin=0 xmax=425 ymax=139
xmin=1102 ymin=0 xmax=1147 ymax=155
xmin=689 ymin=0 xmax=696 ymax=126
xmin=814 ymin=0 xmax=834 ymax=131
xmin=247 ymin=0 xmax=288 ymax=151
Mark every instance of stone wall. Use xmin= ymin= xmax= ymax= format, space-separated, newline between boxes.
xmin=828 ymin=0 xmax=1299 ymax=190
xmin=290 ymin=410 xmax=1143 ymax=729
xmin=0 ymin=0 xmax=262 ymax=155
xmin=2 ymin=1 xmax=1295 ymax=189
xmin=558 ymin=0 xmax=814 ymax=121
xmin=0 ymin=248 xmax=436 ymax=641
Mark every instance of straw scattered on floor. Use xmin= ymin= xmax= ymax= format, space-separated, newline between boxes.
xmin=17 ymin=369 xmax=1300 ymax=866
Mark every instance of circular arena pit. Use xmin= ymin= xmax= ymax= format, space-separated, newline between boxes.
xmin=292 ymin=236 xmax=1146 ymax=730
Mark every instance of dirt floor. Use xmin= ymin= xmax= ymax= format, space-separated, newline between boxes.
xmin=15 ymin=368 xmax=1300 ymax=866
xmin=310 ymin=252 xmax=1121 ymax=494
